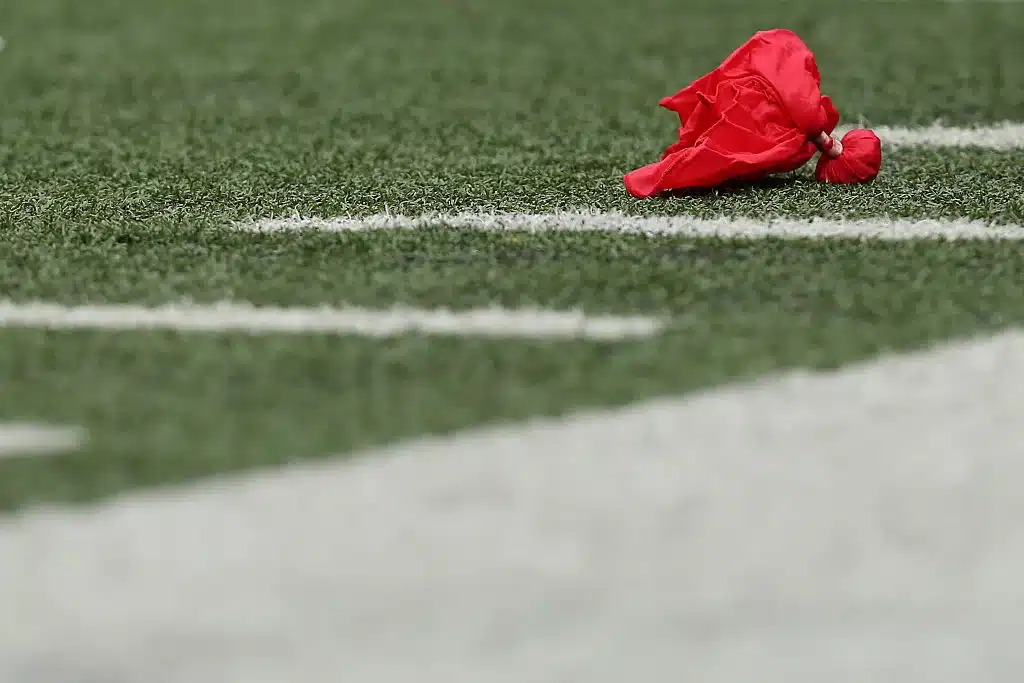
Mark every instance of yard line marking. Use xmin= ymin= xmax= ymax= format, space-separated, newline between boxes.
xmin=3 ymin=331 xmax=1023 ymax=682
xmin=0 ymin=424 xmax=86 ymax=460
xmin=238 ymin=213 xmax=1024 ymax=239
xmin=0 ymin=302 xmax=663 ymax=340
xmin=836 ymin=121 xmax=1024 ymax=149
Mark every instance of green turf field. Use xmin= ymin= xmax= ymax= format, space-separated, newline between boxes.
xmin=1 ymin=0 xmax=1022 ymax=511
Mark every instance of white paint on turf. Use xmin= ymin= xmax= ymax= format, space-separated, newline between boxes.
xmin=0 ymin=424 xmax=86 ymax=460
xmin=0 ymin=302 xmax=663 ymax=340
xmin=3 ymin=331 xmax=1024 ymax=682
xmin=239 ymin=213 xmax=1024 ymax=239
xmin=835 ymin=121 xmax=1024 ymax=149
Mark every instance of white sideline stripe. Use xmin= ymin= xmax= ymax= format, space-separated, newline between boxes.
xmin=239 ymin=213 xmax=1024 ymax=240
xmin=0 ymin=302 xmax=663 ymax=340
xmin=0 ymin=424 xmax=85 ymax=460
xmin=3 ymin=332 xmax=1024 ymax=682
xmin=835 ymin=121 xmax=1024 ymax=149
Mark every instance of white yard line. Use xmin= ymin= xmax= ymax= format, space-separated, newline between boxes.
xmin=3 ymin=331 xmax=1024 ymax=682
xmin=0 ymin=424 xmax=86 ymax=460
xmin=835 ymin=121 xmax=1024 ymax=149
xmin=0 ymin=301 xmax=663 ymax=340
xmin=238 ymin=213 xmax=1024 ymax=239
xmin=236 ymin=122 xmax=1024 ymax=237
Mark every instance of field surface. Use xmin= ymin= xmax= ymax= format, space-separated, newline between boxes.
xmin=2 ymin=0 xmax=1023 ymax=680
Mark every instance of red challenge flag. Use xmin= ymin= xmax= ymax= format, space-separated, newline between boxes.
xmin=624 ymin=29 xmax=882 ymax=198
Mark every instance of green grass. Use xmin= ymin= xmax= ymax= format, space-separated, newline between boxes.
xmin=4 ymin=147 xmax=1024 ymax=225
xmin=1 ymin=229 xmax=1022 ymax=310
xmin=1 ymin=0 xmax=1022 ymax=511
xmin=2 ymin=233 xmax=1023 ymax=510
xmin=2 ymin=0 xmax=1023 ymax=226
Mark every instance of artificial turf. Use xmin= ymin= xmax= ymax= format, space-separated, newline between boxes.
xmin=1 ymin=0 xmax=1022 ymax=509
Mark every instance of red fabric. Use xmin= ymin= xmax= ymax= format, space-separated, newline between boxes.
xmin=624 ymin=29 xmax=878 ymax=198
xmin=815 ymin=129 xmax=882 ymax=183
